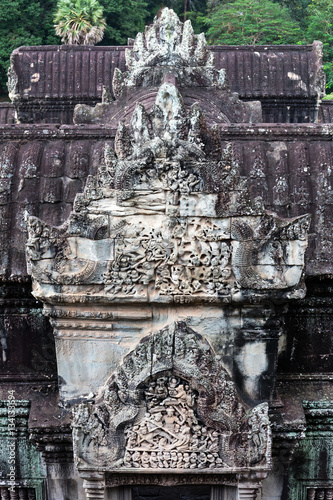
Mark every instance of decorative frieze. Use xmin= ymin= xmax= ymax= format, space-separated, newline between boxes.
xmin=27 ymin=80 xmax=309 ymax=307
xmin=105 ymin=473 xmax=237 ymax=488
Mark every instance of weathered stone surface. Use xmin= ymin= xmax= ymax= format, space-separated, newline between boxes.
xmin=72 ymin=322 xmax=271 ymax=475
xmin=0 ymin=280 xmax=57 ymax=380
xmin=20 ymin=14 xmax=319 ymax=494
xmin=1 ymin=7 xmax=333 ymax=500
xmin=73 ymin=10 xmax=261 ymax=127
xmin=0 ymin=103 xmax=15 ymax=124
xmin=8 ymin=41 xmax=325 ymax=124
xmin=0 ymin=399 xmax=46 ymax=497
xmin=26 ymin=82 xmax=309 ymax=306
xmin=280 ymin=277 xmax=333 ymax=374
xmin=1 ymin=123 xmax=333 ymax=282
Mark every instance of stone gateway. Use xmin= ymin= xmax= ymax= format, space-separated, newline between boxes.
xmin=0 ymin=7 xmax=332 ymax=500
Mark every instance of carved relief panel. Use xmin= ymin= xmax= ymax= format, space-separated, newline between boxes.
xmin=26 ymin=81 xmax=310 ymax=306
xmin=72 ymin=323 xmax=271 ymax=475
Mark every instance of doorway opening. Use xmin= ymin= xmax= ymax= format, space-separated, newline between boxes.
xmin=132 ymin=485 xmax=211 ymax=500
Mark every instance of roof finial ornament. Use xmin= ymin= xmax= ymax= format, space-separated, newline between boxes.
xmin=73 ymin=6 xmax=262 ymax=125
xmin=122 ymin=7 xmax=217 ymax=89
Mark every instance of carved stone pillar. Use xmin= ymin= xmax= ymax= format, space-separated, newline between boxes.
xmin=29 ymin=426 xmax=83 ymax=500
xmin=211 ymin=486 xmax=223 ymax=500
xmin=82 ymin=474 xmax=105 ymax=500
xmin=237 ymin=484 xmax=260 ymax=500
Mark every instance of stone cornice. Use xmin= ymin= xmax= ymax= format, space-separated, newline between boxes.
xmin=2 ymin=123 xmax=333 ymax=140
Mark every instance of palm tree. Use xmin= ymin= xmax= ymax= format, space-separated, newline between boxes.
xmin=54 ymin=0 xmax=106 ymax=45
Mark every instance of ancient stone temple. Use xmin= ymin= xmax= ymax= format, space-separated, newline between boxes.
xmin=0 ymin=8 xmax=332 ymax=500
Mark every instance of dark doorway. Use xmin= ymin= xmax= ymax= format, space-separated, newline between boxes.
xmin=132 ymin=485 xmax=211 ymax=500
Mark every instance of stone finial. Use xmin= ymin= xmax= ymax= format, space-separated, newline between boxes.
xmin=102 ymin=85 xmax=113 ymax=104
xmin=126 ymin=8 xmax=213 ymax=71
xmin=217 ymin=69 xmax=229 ymax=90
xmin=114 ymin=122 xmax=132 ymax=160
xmin=122 ymin=8 xmax=220 ymax=90
xmin=125 ymin=8 xmax=212 ymax=71
xmin=7 ymin=57 xmax=19 ymax=102
xmin=151 ymin=82 xmax=187 ymax=142
xmin=112 ymin=68 xmax=124 ymax=99
xmin=188 ymin=102 xmax=207 ymax=149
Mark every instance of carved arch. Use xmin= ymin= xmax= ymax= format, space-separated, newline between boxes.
xmin=104 ymin=322 xmax=244 ymax=431
xmin=72 ymin=322 xmax=271 ymax=473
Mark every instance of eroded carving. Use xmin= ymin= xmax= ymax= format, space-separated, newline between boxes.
xmin=102 ymin=217 xmax=231 ymax=298
xmin=105 ymin=473 xmax=237 ymax=487
xmin=7 ymin=57 xmax=19 ymax=101
xmin=26 ymin=215 xmax=98 ymax=285
xmin=73 ymin=9 xmax=261 ymax=126
xmin=118 ymin=9 xmax=219 ymax=91
xmin=72 ymin=323 xmax=271 ymax=472
xmin=27 ymin=82 xmax=309 ymax=303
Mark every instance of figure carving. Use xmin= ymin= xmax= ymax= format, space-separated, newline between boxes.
xmin=123 ymin=374 xmax=223 ymax=470
xmin=248 ymin=403 xmax=271 ymax=465
xmin=27 ymin=76 xmax=309 ymax=303
xmin=72 ymin=323 xmax=271 ymax=472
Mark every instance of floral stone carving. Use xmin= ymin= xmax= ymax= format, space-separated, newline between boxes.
xmin=26 ymin=81 xmax=310 ymax=306
xmin=72 ymin=322 xmax=271 ymax=473
xmin=73 ymin=8 xmax=262 ymax=126
xmin=121 ymin=7 xmax=218 ymax=90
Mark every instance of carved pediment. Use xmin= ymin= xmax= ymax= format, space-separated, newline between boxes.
xmin=73 ymin=8 xmax=262 ymax=126
xmin=72 ymin=323 xmax=271 ymax=473
xmin=26 ymin=82 xmax=310 ymax=305
xmin=122 ymin=8 xmax=217 ymax=89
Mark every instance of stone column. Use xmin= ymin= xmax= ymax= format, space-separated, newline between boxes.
xmin=29 ymin=429 xmax=84 ymax=500
xmin=237 ymin=483 xmax=260 ymax=500
xmin=211 ymin=487 xmax=222 ymax=500
xmin=82 ymin=473 xmax=105 ymax=500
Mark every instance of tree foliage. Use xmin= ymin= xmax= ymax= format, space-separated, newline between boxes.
xmin=202 ymin=0 xmax=302 ymax=45
xmin=306 ymin=0 xmax=333 ymax=90
xmin=154 ymin=0 xmax=207 ymax=23
xmin=275 ymin=0 xmax=310 ymax=29
xmin=99 ymin=0 xmax=150 ymax=45
xmin=307 ymin=0 xmax=333 ymax=57
xmin=0 ymin=0 xmax=59 ymax=95
xmin=2 ymin=0 xmax=333 ymax=96
xmin=54 ymin=0 xmax=106 ymax=45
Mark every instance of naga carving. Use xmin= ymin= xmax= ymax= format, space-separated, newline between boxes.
xmin=122 ymin=8 xmax=217 ymax=90
xmin=26 ymin=80 xmax=310 ymax=304
xmin=72 ymin=323 xmax=271 ymax=472
xmin=73 ymin=9 xmax=262 ymax=126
